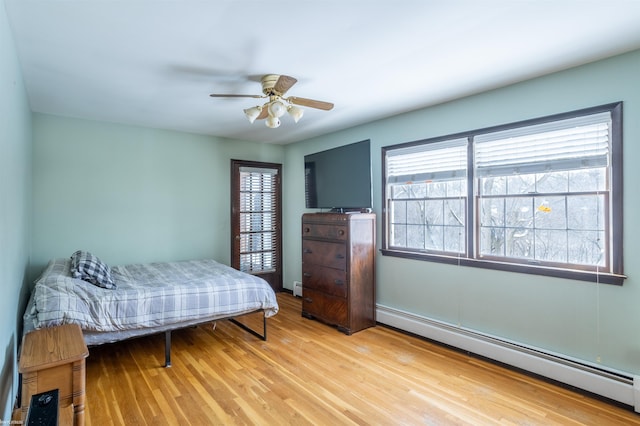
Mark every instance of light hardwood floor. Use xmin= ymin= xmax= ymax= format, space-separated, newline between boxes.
xmin=81 ymin=293 xmax=639 ymax=425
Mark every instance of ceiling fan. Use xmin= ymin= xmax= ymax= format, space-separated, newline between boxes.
xmin=209 ymin=74 xmax=334 ymax=128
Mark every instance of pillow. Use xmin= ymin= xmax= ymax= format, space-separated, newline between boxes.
xmin=70 ymin=250 xmax=116 ymax=289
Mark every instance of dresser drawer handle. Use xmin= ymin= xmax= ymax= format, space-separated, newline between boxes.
xmin=338 ymin=229 xmax=345 ymax=236
xmin=334 ymin=279 xmax=344 ymax=285
xmin=304 ymin=227 xmax=310 ymax=233
xmin=303 ymin=272 xmax=311 ymax=278
xmin=304 ymin=297 xmax=313 ymax=303
xmin=303 ymin=248 xmax=312 ymax=254
xmin=336 ymin=254 xmax=345 ymax=259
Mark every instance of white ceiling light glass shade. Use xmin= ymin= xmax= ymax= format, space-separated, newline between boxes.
xmin=268 ymin=100 xmax=287 ymax=118
xmin=243 ymin=106 xmax=262 ymax=123
xmin=287 ymin=105 xmax=304 ymax=123
xmin=241 ymin=96 xmax=310 ymax=128
xmin=265 ymin=115 xmax=281 ymax=128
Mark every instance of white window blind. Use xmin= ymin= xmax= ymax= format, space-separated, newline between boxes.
xmin=386 ymin=138 xmax=468 ymax=184
xmin=239 ymin=167 xmax=278 ymax=273
xmin=239 ymin=166 xmax=279 ymax=176
xmin=474 ymin=112 xmax=611 ymax=177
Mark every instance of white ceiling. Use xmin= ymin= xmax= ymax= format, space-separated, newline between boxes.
xmin=5 ymin=1 xmax=640 ymax=145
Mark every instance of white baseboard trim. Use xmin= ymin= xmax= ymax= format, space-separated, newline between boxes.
xmin=376 ymin=304 xmax=639 ymax=412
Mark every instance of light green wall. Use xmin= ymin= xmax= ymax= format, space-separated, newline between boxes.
xmin=283 ymin=49 xmax=640 ymax=375
xmin=30 ymin=114 xmax=284 ymax=280
xmin=0 ymin=0 xmax=32 ymax=420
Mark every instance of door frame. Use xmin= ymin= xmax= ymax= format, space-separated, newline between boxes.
xmin=230 ymin=159 xmax=283 ymax=292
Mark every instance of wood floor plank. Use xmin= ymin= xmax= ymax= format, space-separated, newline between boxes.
xmin=83 ymin=293 xmax=640 ymax=425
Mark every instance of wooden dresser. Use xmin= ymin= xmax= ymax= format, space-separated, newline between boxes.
xmin=301 ymin=212 xmax=376 ymax=334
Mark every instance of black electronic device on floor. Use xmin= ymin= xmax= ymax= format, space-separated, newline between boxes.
xmin=25 ymin=389 xmax=58 ymax=426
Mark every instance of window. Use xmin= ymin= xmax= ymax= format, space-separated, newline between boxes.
xmin=386 ymin=138 xmax=468 ymax=254
xmin=382 ymin=103 xmax=624 ymax=284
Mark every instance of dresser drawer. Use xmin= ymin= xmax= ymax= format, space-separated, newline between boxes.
xmin=302 ymin=222 xmax=347 ymax=241
xmin=302 ymin=240 xmax=346 ymax=270
xmin=302 ymin=264 xmax=347 ymax=298
xmin=302 ymin=288 xmax=347 ymax=326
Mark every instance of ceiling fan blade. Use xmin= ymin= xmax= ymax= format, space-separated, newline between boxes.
xmin=273 ymin=75 xmax=297 ymax=95
xmin=288 ymin=96 xmax=334 ymax=111
xmin=256 ymin=105 xmax=269 ymax=120
xmin=209 ymin=93 xmax=264 ymax=98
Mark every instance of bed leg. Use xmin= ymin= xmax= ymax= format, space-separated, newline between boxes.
xmin=228 ymin=312 xmax=267 ymax=341
xmin=165 ymin=330 xmax=172 ymax=368
xmin=263 ymin=314 xmax=267 ymax=340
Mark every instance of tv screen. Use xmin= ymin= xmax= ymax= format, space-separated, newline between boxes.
xmin=304 ymin=139 xmax=372 ymax=211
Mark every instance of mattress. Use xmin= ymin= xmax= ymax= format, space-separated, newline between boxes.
xmin=24 ymin=257 xmax=279 ymax=339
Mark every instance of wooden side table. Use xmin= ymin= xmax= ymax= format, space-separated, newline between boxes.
xmin=19 ymin=324 xmax=89 ymax=426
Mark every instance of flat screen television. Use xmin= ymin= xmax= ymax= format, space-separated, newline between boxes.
xmin=304 ymin=139 xmax=372 ymax=211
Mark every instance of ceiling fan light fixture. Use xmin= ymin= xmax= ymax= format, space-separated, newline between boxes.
xmin=265 ymin=116 xmax=281 ymax=128
xmin=243 ymin=106 xmax=262 ymax=123
xmin=210 ymin=74 xmax=332 ymax=129
xmin=287 ymin=105 xmax=304 ymax=123
xmin=268 ymin=100 xmax=286 ymax=118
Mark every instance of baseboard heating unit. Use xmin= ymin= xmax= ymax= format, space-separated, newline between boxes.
xmin=376 ymin=304 xmax=640 ymax=412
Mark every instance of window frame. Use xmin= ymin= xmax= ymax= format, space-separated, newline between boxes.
xmin=381 ymin=102 xmax=625 ymax=285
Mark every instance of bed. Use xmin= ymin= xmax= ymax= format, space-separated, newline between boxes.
xmin=23 ymin=251 xmax=279 ymax=366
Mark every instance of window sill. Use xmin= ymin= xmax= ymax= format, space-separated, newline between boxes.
xmin=379 ymin=249 xmax=626 ymax=285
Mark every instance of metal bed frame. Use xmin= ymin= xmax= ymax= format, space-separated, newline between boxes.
xmin=162 ymin=312 xmax=268 ymax=367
